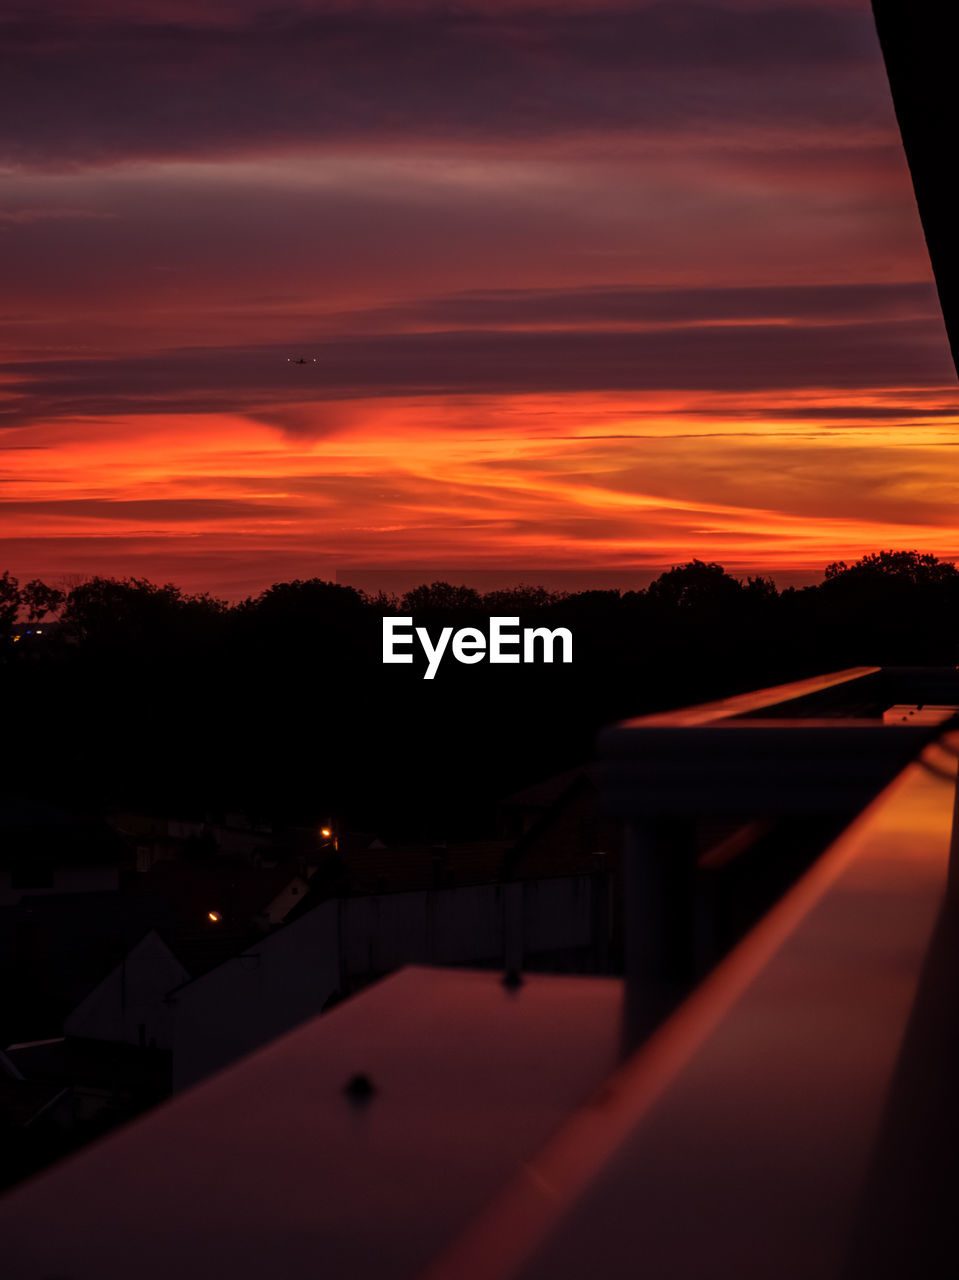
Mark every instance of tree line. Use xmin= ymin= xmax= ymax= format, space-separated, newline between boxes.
xmin=2 ymin=551 xmax=957 ymax=838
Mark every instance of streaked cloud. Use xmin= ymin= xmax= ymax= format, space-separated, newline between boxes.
xmin=2 ymin=0 xmax=957 ymax=594
xmin=2 ymin=3 xmax=889 ymax=167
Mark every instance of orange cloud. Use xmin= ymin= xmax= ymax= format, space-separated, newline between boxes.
xmin=4 ymin=389 xmax=959 ymax=596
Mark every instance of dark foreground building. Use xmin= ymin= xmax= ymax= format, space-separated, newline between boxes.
xmin=2 ymin=663 xmax=958 ymax=1279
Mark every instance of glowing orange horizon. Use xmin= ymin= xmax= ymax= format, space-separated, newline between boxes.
xmin=3 ymin=5 xmax=958 ymax=599
xmin=3 ymin=386 xmax=959 ymax=599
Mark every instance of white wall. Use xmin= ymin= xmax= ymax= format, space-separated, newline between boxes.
xmin=61 ymin=874 xmax=601 ymax=1094
xmin=65 ymin=931 xmax=189 ymax=1050
xmin=430 ymin=885 xmax=504 ymax=965
xmin=340 ymin=893 xmax=431 ymax=975
xmin=0 ymin=864 xmax=119 ymax=905
xmin=522 ymin=877 xmax=594 ymax=954
xmin=171 ymin=900 xmax=340 ymax=1091
xmin=339 ymin=877 xmax=596 ymax=979
xmin=262 ymin=876 xmax=310 ymax=925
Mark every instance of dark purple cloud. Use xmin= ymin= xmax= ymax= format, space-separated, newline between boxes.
xmin=1 ymin=3 xmax=887 ymax=166
xmin=0 ymin=498 xmax=300 ymax=520
xmin=2 ymin=310 xmax=953 ymax=433
xmin=339 ymin=282 xmax=942 ymax=329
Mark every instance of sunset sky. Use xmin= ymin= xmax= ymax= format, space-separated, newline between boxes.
xmin=2 ymin=0 xmax=957 ymax=599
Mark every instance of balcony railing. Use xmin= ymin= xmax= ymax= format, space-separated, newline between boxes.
xmin=2 ymin=666 xmax=958 ymax=1280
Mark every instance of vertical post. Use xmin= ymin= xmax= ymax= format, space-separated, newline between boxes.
xmin=621 ymin=818 xmax=698 ymax=1055
xmin=948 ymin=741 xmax=959 ymax=897
xmin=503 ymin=881 xmax=524 ymax=979
xmin=590 ymin=857 xmax=611 ymax=973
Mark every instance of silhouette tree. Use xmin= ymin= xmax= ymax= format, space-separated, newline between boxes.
xmin=239 ymin=578 xmax=367 ymax=619
xmin=0 ymin=571 xmax=20 ymax=641
xmin=7 ymin=553 xmax=959 ymax=834
xmin=60 ymin=577 xmax=225 ymax=646
xmin=21 ymin=580 xmax=65 ymax=623
xmin=401 ymin=582 xmax=482 ymax=613
xmin=361 ymin=589 xmax=400 ymax=612
xmin=818 ymin=551 xmax=959 ymax=665
xmin=824 ymin=550 xmax=959 ymax=587
xmin=481 ymin=584 xmax=561 ymax=612
xmin=646 ymin=560 xmax=744 ymax=610
xmin=745 ymin=575 xmax=778 ymax=600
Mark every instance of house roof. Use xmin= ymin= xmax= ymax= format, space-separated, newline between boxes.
xmin=501 ymin=766 xmax=597 ymax=813
xmin=0 ymin=795 xmax=129 ymax=870
xmin=134 ymin=856 xmax=302 ymax=916
xmin=1 ymin=1039 xmax=66 ymax=1084
xmin=155 ymin=922 xmax=260 ymax=981
xmin=0 ymin=1075 xmax=66 ymax=1131
xmin=0 ymin=856 xmax=309 ymax=1042
xmin=286 ymin=839 xmax=513 ymax=920
xmin=125 ymin=858 xmax=307 ymax=977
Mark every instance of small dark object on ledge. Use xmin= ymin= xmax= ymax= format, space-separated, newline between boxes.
xmin=344 ymin=1072 xmax=376 ymax=1104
